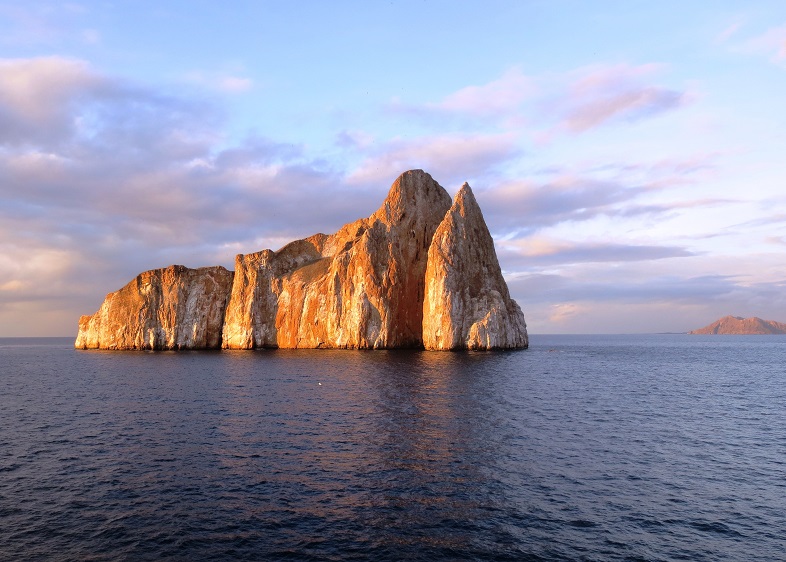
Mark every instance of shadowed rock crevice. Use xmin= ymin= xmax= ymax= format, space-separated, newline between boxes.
xmin=75 ymin=170 xmax=528 ymax=350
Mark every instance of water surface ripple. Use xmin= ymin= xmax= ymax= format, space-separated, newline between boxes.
xmin=1 ymin=335 xmax=784 ymax=560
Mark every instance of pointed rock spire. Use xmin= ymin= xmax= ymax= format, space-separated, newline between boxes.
xmin=422 ymin=182 xmax=528 ymax=350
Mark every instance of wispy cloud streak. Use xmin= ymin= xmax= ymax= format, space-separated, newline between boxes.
xmin=552 ymin=64 xmax=688 ymax=133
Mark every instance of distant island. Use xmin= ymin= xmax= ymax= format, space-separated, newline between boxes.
xmin=689 ymin=316 xmax=786 ymax=335
xmin=75 ymin=170 xmax=528 ymax=351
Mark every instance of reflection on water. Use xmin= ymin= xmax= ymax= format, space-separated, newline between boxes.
xmin=1 ymin=337 xmax=785 ymax=560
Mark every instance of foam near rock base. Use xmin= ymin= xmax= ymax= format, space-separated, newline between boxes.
xmin=75 ymin=170 xmax=528 ymax=350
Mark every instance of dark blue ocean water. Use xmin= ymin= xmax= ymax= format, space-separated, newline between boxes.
xmin=1 ymin=335 xmax=784 ymax=561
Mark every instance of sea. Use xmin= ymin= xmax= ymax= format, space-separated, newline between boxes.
xmin=0 ymin=334 xmax=784 ymax=561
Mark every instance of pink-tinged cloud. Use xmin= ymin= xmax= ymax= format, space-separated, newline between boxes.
xmin=564 ymin=87 xmax=685 ymax=132
xmin=477 ymin=154 xmax=726 ymax=237
xmin=427 ymin=67 xmax=533 ymax=117
xmin=555 ymin=64 xmax=688 ymax=133
xmin=218 ymin=76 xmax=253 ymax=93
xmin=0 ymin=56 xmax=222 ymax=159
xmin=385 ymin=64 xmax=687 ymax=135
xmin=508 ymin=270 xmax=786 ymax=333
xmin=0 ymin=57 xmax=103 ymax=145
xmin=346 ymin=133 xmax=520 ymax=188
xmin=497 ymin=238 xmax=694 ymax=269
xmin=717 ymin=21 xmax=744 ymax=43
xmin=183 ymin=70 xmax=254 ymax=93
xmin=387 ymin=67 xmax=534 ymax=124
xmin=81 ymin=29 xmax=101 ymax=45
xmin=729 ymin=22 xmax=786 ymax=62
xmin=335 ymin=130 xmax=375 ymax=149
xmin=509 ymin=272 xmax=745 ymax=306
xmin=479 ymin=176 xmax=643 ymax=234
xmin=0 ymin=57 xmax=388 ymax=336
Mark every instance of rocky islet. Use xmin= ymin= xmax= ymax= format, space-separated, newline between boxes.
xmin=75 ymin=170 xmax=528 ymax=351
xmin=689 ymin=315 xmax=786 ymax=335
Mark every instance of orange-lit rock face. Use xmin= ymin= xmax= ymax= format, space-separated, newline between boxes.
xmin=422 ymin=183 xmax=528 ymax=350
xmin=224 ymin=169 xmax=453 ymax=349
xmin=75 ymin=265 xmax=234 ymax=350
xmin=75 ymin=170 xmax=528 ymax=350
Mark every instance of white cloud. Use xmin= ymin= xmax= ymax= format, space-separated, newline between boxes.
xmin=347 ymin=133 xmax=520 ymax=188
xmin=476 ymin=151 xmax=725 ymax=239
xmin=745 ymin=23 xmax=786 ymax=62
xmin=385 ymin=63 xmax=689 ymax=138
xmin=424 ymin=67 xmax=533 ymax=117
xmin=81 ymin=28 xmax=100 ymax=44
xmin=497 ymin=237 xmax=693 ymax=269
xmin=547 ymin=302 xmax=586 ymax=325
xmin=717 ymin=21 xmax=744 ymax=43
xmin=217 ymin=75 xmax=253 ymax=93
xmin=0 ymin=56 xmax=103 ymax=145
xmin=724 ymin=21 xmax=786 ymax=65
xmin=551 ymin=64 xmax=688 ymax=134
xmin=183 ymin=70 xmax=254 ymax=93
xmin=564 ymin=87 xmax=685 ymax=132
xmin=506 ymin=245 xmax=786 ymax=333
xmin=335 ymin=129 xmax=375 ymax=149
xmin=0 ymin=56 xmax=384 ymax=335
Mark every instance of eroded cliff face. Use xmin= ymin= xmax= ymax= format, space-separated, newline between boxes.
xmin=221 ymin=237 xmax=326 ymax=349
xmin=75 ymin=265 xmax=234 ymax=350
xmin=422 ymin=183 xmax=528 ymax=350
xmin=222 ymin=169 xmax=453 ymax=349
xmin=75 ymin=170 xmax=528 ymax=351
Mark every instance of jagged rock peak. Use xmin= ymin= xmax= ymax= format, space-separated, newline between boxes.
xmin=372 ymin=169 xmax=451 ymax=225
xmin=454 ymin=181 xmax=480 ymax=216
xmin=423 ymin=181 xmax=528 ymax=350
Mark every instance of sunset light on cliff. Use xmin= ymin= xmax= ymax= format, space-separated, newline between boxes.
xmin=1 ymin=1 xmax=785 ymax=335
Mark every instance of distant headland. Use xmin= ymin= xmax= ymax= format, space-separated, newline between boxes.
xmin=689 ymin=316 xmax=786 ymax=335
xmin=75 ymin=170 xmax=528 ymax=351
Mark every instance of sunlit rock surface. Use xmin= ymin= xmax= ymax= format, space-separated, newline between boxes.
xmin=75 ymin=265 xmax=234 ymax=350
xmin=75 ymin=170 xmax=528 ymax=350
xmin=422 ymin=183 xmax=528 ymax=350
xmin=689 ymin=315 xmax=786 ymax=335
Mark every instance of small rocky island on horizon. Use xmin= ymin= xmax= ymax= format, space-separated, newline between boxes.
xmin=75 ymin=170 xmax=528 ymax=351
xmin=689 ymin=315 xmax=786 ymax=335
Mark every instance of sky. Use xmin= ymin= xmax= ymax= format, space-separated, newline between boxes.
xmin=1 ymin=1 xmax=785 ymax=336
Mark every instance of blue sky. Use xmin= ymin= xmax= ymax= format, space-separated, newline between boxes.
xmin=1 ymin=1 xmax=785 ymax=336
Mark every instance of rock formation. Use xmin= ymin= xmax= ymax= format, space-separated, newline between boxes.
xmin=75 ymin=170 xmax=528 ymax=351
xmin=75 ymin=265 xmax=234 ymax=350
xmin=689 ymin=315 xmax=786 ymax=335
xmin=423 ymin=183 xmax=528 ymax=350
